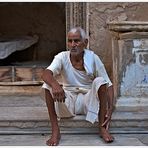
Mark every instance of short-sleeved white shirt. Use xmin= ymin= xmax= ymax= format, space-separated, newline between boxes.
xmin=46 ymin=49 xmax=112 ymax=89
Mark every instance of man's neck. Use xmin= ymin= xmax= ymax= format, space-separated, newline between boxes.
xmin=70 ymin=51 xmax=85 ymax=71
xmin=70 ymin=51 xmax=84 ymax=62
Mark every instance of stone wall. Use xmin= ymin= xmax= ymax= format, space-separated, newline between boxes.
xmin=89 ymin=2 xmax=148 ymax=79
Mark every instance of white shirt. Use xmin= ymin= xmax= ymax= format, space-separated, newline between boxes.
xmin=46 ymin=49 xmax=112 ymax=91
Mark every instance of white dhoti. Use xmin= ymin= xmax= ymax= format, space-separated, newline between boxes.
xmin=42 ymin=77 xmax=108 ymax=124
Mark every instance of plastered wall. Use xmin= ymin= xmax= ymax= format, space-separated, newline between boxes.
xmin=89 ymin=2 xmax=148 ymax=79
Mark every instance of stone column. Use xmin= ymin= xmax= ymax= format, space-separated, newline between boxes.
xmin=66 ymin=2 xmax=89 ymax=37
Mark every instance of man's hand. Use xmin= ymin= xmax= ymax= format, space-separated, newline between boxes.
xmin=102 ymin=85 xmax=114 ymax=130
xmin=51 ymin=83 xmax=65 ymax=102
xmin=42 ymin=69 xmax=65 ymax=102
xmin=102 ymin=108 xmax=113 ymax=130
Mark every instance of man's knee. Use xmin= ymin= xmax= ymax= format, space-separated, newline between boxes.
xmin=92 ymin=77 xmax=107 ymax=87
xmin=99 ymin=84 xmax=107 ymax=94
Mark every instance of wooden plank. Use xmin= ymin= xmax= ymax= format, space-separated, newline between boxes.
xmin=0 ymin=67 xmax=12 ymax=82
xmin=15 ymin=67 xmax=33 ymax=81
xmin=0 ymin=66 xmax=45 ymax=85
xmin=34 ymin=67 xmax=44 ymax=81
xmin=0 ymin=66 xmax=45 ymax=94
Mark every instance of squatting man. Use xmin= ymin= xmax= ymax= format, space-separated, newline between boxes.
xmin=42 ymin=27 xmax=114 ymax=146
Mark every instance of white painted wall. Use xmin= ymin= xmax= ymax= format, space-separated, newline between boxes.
xmin=120 ymin=39 xmax=148 ymax=97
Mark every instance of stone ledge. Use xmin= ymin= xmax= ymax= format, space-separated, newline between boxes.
xmin=0 ymin=106 xmax=147 ymax=121
xmin=115 ymin=97 xmax=148 ymax=112
xmin=0 ymin=128 xmax=147 ymax=135
xmin=0 ymin=95 xmax=147 ymax=133
xmin=108 ymin=21 xmax=148 ymax=32
xmin=0 ymin=106 xmax=147 ymax=130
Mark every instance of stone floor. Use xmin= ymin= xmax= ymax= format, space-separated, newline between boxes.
xmin=0 ymin=95 xmax=147 ymax=146
xmin=0 ymin=133 xmax=147 ymax=146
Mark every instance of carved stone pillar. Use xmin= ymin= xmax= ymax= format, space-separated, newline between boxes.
xmin=66 ymin=2 xmax=89 ymax=36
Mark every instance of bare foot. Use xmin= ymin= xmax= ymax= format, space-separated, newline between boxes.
xmin=46 ymin=131 xmax=61 ymax=146
xmin=99 ymin=127 xmax=114 ymax=143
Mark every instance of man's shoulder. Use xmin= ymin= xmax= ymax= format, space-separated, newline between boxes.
xmin=84 ymin=49 xmax=99 ymax=57
xmin=84 ymin=49 xmax=100 ymax=59
xmin=84 ymin=49 xmax=94 ymax=54
xmin=84 ymin=49 xmax=103 ymax=64
xmin=56 ymin=50 xmax=69 ymax=58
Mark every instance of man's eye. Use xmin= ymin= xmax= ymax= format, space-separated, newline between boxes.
xmin=68 ymin=39 xmax=72 ymax=43
xmin=68 ymin=39 xmax=81 ymax=43
xmin=74 ymin=39 xmax=80 ymax=43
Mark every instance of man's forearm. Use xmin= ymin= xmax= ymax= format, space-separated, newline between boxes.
xmin=42 ymin=69 xmax=59 ymax=87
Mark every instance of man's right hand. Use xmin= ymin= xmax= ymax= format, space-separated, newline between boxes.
xmin=42 ymin=69 xmax=65 ymax=102
xmin=51 ymin=82 xmax=65 ymax=102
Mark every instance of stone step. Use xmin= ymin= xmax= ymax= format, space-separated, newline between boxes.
xmin=0 ymin=106 xmax=147 ymax=134
xmin=0 ymin=95 xmax=147 ymax=134
xmin=115 ymin=96 xmax=148 ymax=112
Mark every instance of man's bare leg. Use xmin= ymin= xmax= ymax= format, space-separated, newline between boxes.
xmin=98 ymin=84 xmax=114 ymax=143
xmin=45 ymin=89 xmax=61 ymax=146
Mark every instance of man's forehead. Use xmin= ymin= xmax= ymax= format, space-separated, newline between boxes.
xmin=67 ymin=32 xmax=81 ymax=39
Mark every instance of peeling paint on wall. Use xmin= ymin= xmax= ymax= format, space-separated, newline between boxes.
xmin=120 ymin=39 xmax=148 ymax=97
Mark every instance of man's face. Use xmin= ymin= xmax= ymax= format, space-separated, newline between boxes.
xmin=67 ymin=32 xmax=86 ymax=55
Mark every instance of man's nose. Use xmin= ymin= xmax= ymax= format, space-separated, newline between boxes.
xmin=71 ymin=40 xmax=76 ymax=47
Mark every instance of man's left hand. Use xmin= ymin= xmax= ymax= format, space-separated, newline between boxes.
xmin=102 ymin=108 xmax=113 ymax=130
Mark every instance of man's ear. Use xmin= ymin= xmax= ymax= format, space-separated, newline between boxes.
xmin=84 ymin=39 xmax=88 ymax=48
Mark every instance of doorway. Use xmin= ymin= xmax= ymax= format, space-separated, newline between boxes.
xmin=0 ymin=2 xmax=66 ymax=85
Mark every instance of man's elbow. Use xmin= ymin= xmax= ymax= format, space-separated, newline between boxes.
xmin=41 ymin=69 xmax=49 ymax=82
xmin=42 ymin=69 xmax=53 ymax=82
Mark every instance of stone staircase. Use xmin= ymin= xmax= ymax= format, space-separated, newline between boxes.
xmin=0 ymin=95 xmax=147 ymax=134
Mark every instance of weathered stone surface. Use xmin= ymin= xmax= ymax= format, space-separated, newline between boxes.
xmin=0 ymin=106 xmax=147 ymax=132
xmin=0 ymin=95 xmax=45 ymax=107
xmin=0 ymin=122 xmax=9 ymax=127
xmin=115 ymin=97 xmax=148 ymax=112
xmin=0 ymin=134 xmax=146 ymax=146
xmin=117 ymin=13 xmax=127 ymax=21
xmin=108 ymin=21 xmax=148 ymax=32
xmin=89 ymin=2 xmax=148 ymax=82
xmin=0 ymin=86 xmax=42 ymax=95
xmin=0 ymin=95 xmax=147 ymax=132
xmin=0 ymin=107 xmax=48 ymax=121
